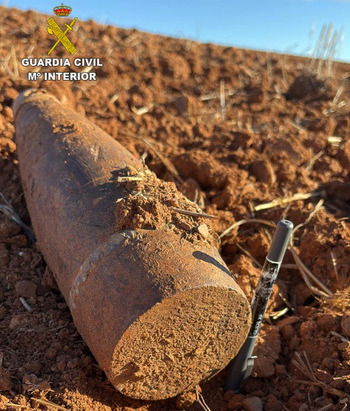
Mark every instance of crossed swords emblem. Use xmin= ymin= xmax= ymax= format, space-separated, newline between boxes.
xmin=47 ymin=17 xmax=78 ymax=55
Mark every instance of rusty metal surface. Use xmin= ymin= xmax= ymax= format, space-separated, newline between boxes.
xmin=14 ymin=90 xmax=251 ymax=400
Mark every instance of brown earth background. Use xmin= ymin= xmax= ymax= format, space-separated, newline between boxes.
xmin=0 ymin=6 xmax=350 ymax=411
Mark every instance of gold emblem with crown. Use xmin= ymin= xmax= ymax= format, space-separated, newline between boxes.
xmin=53 ymin=3 xmax=72 ymax=17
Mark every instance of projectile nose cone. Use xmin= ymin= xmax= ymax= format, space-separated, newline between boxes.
xmin=13 ymin=89 xmax=59 ymax=119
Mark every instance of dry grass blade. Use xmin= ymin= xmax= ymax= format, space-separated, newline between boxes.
xmin=196 ymin=386 xmax=212 ymax=411
xmin=289 ymin=200 xmax=333 ymax=298
xmin=327 ymin=30 xmax=338 ymax=75
xmin=289 ymin=247 xmax=332 ymax=298
xmin=11 ymin=46 xmax=19 ymax=80
xmin=322 ymin=286 xmax=350 ymax=315
xmin=309 ymin=23 xmax=341 ymax=78
xmin=333 ymin=374 xmax=350 ymax=381
xmin=317 ymin=404 xmax=334 ymax=411
xmin=330 ymin=251 xmax=339 ymax=281
xmin=310 ymin=24 xmax=326 ymax=71
xmin=330 ymin=331 xmax=349 ymax=343
xmin=333 ymin=86 xmax=344 ymax=105
xmin=270 ymin=307 xmax=289 ymax=320
xmin=286 ymin=118 xmax=307 ymax=134
xmin=81 ymin=65 xmax=93 ymax=74
xmin=200 ymin=91 xmax=217 ymax=101
xmin=220 ymin=218 xmax=276 ymax=239
xmin=290 ymin=198 xmax=323 ymax=239
xmin=109 ymin=93 xmax=119 ymax=103
xmin=131 ymin=104 xmax=154 ymax=116
xmin=219 ymin=79 xmax=226 ymax=121
xmin=236 ymin=242 xmax=263 ymax=268
xmin=254 ymin=191 xmax=322 ymax=212
xmin=32 ymin=397 xmax=70 ymax=410
xmin=19 ymin=297 xmax=33 ymax=313
xmin=328 ymin=136 xmax=342 ymax=146
xmin=292 ymin=351 xmax=315 ymax=379
xmin=0 ymin=191 xmax=35 ymax=244
xmin=278 ymin=290 xmax=295 ymax=312
xmin=305 ymin=150 xmax=324 ymax=171
xmin=4 ymin=403 xmax=28 ymax=409
xmin=325 ymin=29 xmax=338 ymax=77
xmin=294 ymin=379 xmax=348 ymax=399
xmin=266 ymin=53 xmax=272 ymax=85
xmin=116 ymin=176 xmax=144 ymax=182
xmin=292 ymin=351 xmax=349 ymax=399
xmin=168 ymin=206 xmax=217 ymax=219
xmin=119 ymin=130 xmax=183 ymax=184
xmin=3 ymin=49 xmax=16 ymax=81
xmin=317 ymin=23 xmax=333 ymax=76
xmin=141 ymin=138 xmax=183 ymax=183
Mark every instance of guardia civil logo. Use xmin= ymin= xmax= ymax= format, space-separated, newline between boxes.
xmin=22 ymin=3 xmax=104 ymax=81
xmin=47 ymin=3 xmax=78 ymax=55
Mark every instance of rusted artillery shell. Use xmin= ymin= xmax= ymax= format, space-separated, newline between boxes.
xmin=13 ymin=90 xmax=251 ymax=400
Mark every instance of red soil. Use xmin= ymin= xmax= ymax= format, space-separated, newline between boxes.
xmin=0 ymin=6 xmax=349 ymax=410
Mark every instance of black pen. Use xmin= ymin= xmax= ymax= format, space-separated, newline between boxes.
xmin=225 ymin=219 xmax=294 ymax=392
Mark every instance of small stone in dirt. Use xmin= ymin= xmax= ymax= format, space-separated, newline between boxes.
xmin=15 ymin=280 xmax=37 ymax=298
xmin=197 ymin=224 xmax=209 ymax=239
xmin=3 ymin=106 xmax=13 ymax=120
xmin=175 ymin=389 xmax=196 ymax=409
xmin=0 ymin=366 xmax=12 ymax=392
xmin=178 ymin=220 xmax=192 ymax=231
xmin=242 ymin=396 xmax=263 ymax=411
xmin=9 ymin=314 xmax=28 ymax=329
xmin=341 ymin=315 xmax=350 ymax=338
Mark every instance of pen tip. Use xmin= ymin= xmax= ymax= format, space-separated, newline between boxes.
xmin=266 ymin=219 xmax=294 ymax=263
xmin=278 ymin=219 xmax=294 ymax=230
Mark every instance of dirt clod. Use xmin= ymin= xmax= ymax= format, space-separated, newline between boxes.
xmin=114 ymin=167 xmax=216 ymax=245
xmin=341 ymin=315 xmax=350 ymax=338
xmin=285 ymin=72 xmax=334 ymax=100
xmin=175 ymin=390 xmax=197 ymax=409
xmin=197 ymin=223 xmax=209 ymax=239
xmin=242 ymin=396 xmax=263 ymax=411
xmin=15 ymin=280 xmax=37 ymax=298
xmin=0 ymin=367 xmax=12 ymax=392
